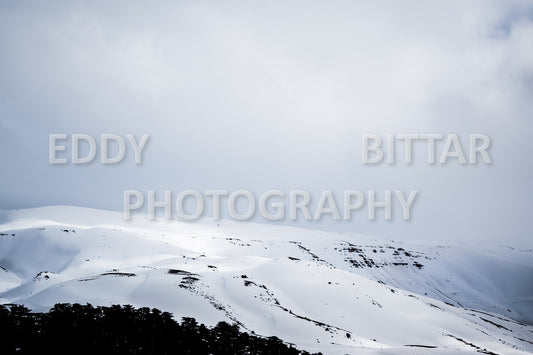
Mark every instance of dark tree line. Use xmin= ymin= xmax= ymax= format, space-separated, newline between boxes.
xmin=0 ymin=303 xmax=321 ymax=355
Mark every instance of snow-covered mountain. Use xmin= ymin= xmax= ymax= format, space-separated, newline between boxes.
xmin=0 ymin=206 xmax=532 ymax=354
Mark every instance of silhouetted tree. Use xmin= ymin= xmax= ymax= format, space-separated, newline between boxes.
xmin=0 ymin=303 xmax=320 ymax=355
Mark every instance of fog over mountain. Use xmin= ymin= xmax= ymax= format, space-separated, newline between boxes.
xmin=1 ymin=4 xmax=533 ymax=354
xmin=1 ymin=1 xmax=532 ymax=244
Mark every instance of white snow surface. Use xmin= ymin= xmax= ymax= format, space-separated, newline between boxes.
xmin=0 ymin=206 xmax=532 ymax=354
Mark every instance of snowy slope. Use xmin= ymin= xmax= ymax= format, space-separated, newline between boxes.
xmin=0 ymin=206 xmax=532 ymax=354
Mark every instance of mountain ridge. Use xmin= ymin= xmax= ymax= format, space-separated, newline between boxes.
xmin=0 ymin=206 xmax=532 ymax=354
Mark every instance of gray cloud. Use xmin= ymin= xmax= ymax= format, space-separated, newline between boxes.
xmin=1 ymin=0 xmax=532 ymax=245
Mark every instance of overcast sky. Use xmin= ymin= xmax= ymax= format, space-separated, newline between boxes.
xmin=1 ymin=0 xmax=532 ymax=245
